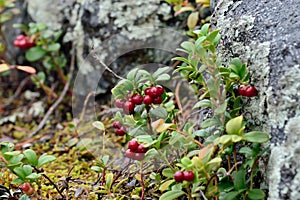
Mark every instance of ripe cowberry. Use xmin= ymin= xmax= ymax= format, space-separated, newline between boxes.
xmin=14 ymin=35 xmax=35 ymax=49
xmin=238 ymin=85 xmax=247 ymax=96
xmin=123 ymin=101 xmax=135 ymax=114
xmin=136 ymin=144 xmax=148 ymax=153
xmin=145 ymin=87 xmax=151 ymax=95
xmin=112 ymin=121 xmax=122 ymax=129
xmin=153 ymin=96 xmax=163 ymax=104
xmin=115 ymin=99 xmax=126 ymax=108
xmin=26 ymin=187 xmax=35 ymax=195
xmin=21 ymin=183 xmax=31 ymax=191
xmin=133 ymin=153 xmax=145 ymax=161
xmin=116 ymin=126 xmax=126 ymax=136
xmin=245 ymin=85 xmax=258 ymax=97
xmin=174 ymin=171 xmax=184 ymax=182
xmin=128 ymin=139 xmax=139 ymax=152
xmin=143 ymin=95 xmax=152 ymax=105
xmin=156 ymin=86 xmax=165 ymax=95
xmin=132 ymin=94 xmax=143 ymax=105
xmin=183 ymin=171 xmax=195 ymax=182
xmin=125 ymin=149 xmax=134 ymax=159
xmin=149 ymin=87 xmax=159 ymax=98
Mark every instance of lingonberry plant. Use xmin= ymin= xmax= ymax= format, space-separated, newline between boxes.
xmin=107 ymin=24 xmax=269 ymax=200
xmin=13 ymin=22 xmax=67 ymax=91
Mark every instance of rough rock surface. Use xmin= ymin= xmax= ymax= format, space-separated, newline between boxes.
xmin=211 ymin=0 xmax=300 ymax=199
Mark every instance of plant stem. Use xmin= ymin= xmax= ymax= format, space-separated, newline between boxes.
xmin=33 ymin=166 xmax=65 ymax=199
xmin=233 ymin=144 xmax=238 ymax=171
xmin=140 ymin=162 xmax=145 ymax=200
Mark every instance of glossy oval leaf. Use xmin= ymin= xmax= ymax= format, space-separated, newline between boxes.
xmin=25 ymin=46 xmax=46 ymax=62
xmin=243 ymin=131 xmax=269 ymax=143
xmin=37 ymin=154 xmax=56 ymax=168
xmin=23 ymin=149 xmax=38 ymax=166
xmin=247 ymin=189 xmax=266 ymax=200
xmin=226 ymin=116 xmax=243 ymax=135
xmin=159 ymin=180 xmax=175 ymax=192
xmin=187 ymin=12 xmax=199 ymax=30
xmin=159 ymin=190 xmax=185 ymax=200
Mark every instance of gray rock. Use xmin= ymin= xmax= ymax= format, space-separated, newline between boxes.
xmin=211 ymin=0 xmax=300 ymax=199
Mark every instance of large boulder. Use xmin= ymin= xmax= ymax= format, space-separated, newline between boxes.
xmin=211 ymin=0 xmax=300 ymax=199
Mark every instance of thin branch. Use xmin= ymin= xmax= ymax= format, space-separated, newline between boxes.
xmin=93 ymin=54 xmax=124 ymax=80
xmin=5 ymin=76 xmax=30 ymax=107
xmin=29 ymin=44 xmax=75 ymax=138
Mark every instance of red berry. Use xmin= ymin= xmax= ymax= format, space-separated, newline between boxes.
xmin=245 ymin=85 xmax=258 ymax=97
xmin=132 ymin=94 xmax=143 ymax=105
xmin=153 ymin=96 xmax=162 ymax=104
xmin=174 ymin=171 xmax=184 ymax=182
xmin=143 ymin=95 xmax=152 ymax=105
xmin=16 ymin=35 xmax=25 ymax=40
xmin=116 ymin=126 xmax=126 ymax=136
xmin=125 ymin=149 xmax=134 ymax=159
xmin=123 ymin=101 xmax=135 ymax=114
xmin=145 ymin=87 xmax=151 ymax=95
xmin=115 ymin=99 xmax=125 ymax=108
xmin=149 ymin=87 xmax=159 ymax=98
xmin=183 ymin=171 xmax=195 ymax=182
xmin=21 ymin=183 xmax=30 ymax=191
xmin=136 ymin=144 xmax=148 ymax=153
xmin=25 ymin=187 xmax=34 ymax=195
xmin=112 ymin=121 xmax=122 ymax=129
xmin=128 ymin=139 xmax=139 ymax=152
xmin=133 ymin=153 xmax=145 ymax=161
xmin=238 ymin=85 xmax=247 ymax=96
xmin=156 ymin=86 xmax=165 ymax=95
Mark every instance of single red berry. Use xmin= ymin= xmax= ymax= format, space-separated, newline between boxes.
xmin=115 ymin=99 xmax=126 ymax=108
xmin=145 ymin=87 xmax=151 ymax=95
xmin=25 ymin=187 xmax=34 ymax=195
xmin=156 ymin=86 xmax=165 ymax=95
xmin=125 ymin=149 xmax=134 ymax=159
xmin=245 ymin=85 xmax=258 ymax=97
xmin=149 ymin=87 xmax=159 ymax=98
xmin=21 ymin=183 xmax=31 ymax=191
xmin=136 ymin=144 xmax=148 ymax=153
xmin=143 ymin=95 xmax=152 ymax=105
xmin=16 ymin=35 xmax=25 ymax=40
xmin=133 ymin=153 xmax=145 ymax=161
xmin=174 ymin=171 xmax=184 ymax=182
xmin=128 ymin=139 xmax=139 ymax=152
xmin=153 ymin=96 xmax=163 ymax=104
xmin=112 ymin=121 xmax=122 ymax=129
xmin=132 ymin=94 xmax=143 ymax=105
xmin=238 ymin=85 xmax=247 ymax=96
xmin=116 ymin=126 xmax=126 ymax=136
xmin=183 ymin=171 xmax=195 ymax=182
xmin=18 ymin=39 xmax=27 ymax=49
xmin=25 ymin=38 xmax=35 ymax=48
xmin=123 ymin=101 xmax=135 ymax=114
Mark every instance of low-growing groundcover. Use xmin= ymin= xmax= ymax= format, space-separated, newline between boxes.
xmin=0 ymin=24 xmax=270 ymax=200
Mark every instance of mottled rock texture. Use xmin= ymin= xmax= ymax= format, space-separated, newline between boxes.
xmin=211 ymin=0 xmax=300 ymax=199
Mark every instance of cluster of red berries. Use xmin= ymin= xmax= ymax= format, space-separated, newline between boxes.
xmin=238 ymin=85 xmax=258 ymax=97
xmin=174 ymin=171 xmax=195 ymax=182
xmin=20 ymin=183 xmax=34 ymax=195
xmin=14 ymin=35 xmax=35 ymax=49
xmin=125 ymin=139 xmax=148 ymax=161
xmin=112 ymin=121 xmax=127 ymax=136
xmin=114 ymin=85 xmax=165 ymax=115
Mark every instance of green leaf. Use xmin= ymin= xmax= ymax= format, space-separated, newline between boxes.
xmin=149 ymin=107 xmax=168 ymax=119
xmin=91 ymin=166 xmax=102 ymax=172
xmin=221 ymin=191 xmax=239 ymax=200
xmin=46 ymin=43 xmax=61 ymax=52
xmin=230 ymin=58 xmax=243 ymax=74
xmin=162 ymin=168 xmax=174 ymax=178
xmin=25 ymin=47 xmax=46 ymax=62
xmin=201 ymin=118 xmax=220 ymax=129
xmin=181 ymin=157 xmax=192 ymax=167
xmin=92 ymin=121 xmax=105 ymax=131
xmin=243 ymin=131 xmax=269 ymax=143
xmin=155 ymin=74 xmax=170 ymax=81
xmin=152 ymin=67 xmax=170 ymax=79
xmin=215 ymin=101 xmax=227 ymax=115
xmin=126 ymin=68 xmax=139 ymax=81
xmin=233 ymin=170 xmax=246 ymax=191
xmin=180 ymin=41 xmax=195 ymax=53
xmin=105 ymin=173 xmax=114 ymax=190
xmin=13 ymin=167 xmax=26 ymax=180
xmin=26 ymin=173 xmax=41 ymax=180
xmin=23 ymin=149 xmax=38 ymax=166
xmin=23 ymin=165 xmax=33 ymax=176
xmin=247 ymin=189 xmax=266 ymax=200
xmin=192 ymin=99 xmax=212 ymax=109
xmin=4 ymin=151 xmax=21 ymax=156
xmin=159 ymin=190 xmax=185 ymax=200
xmin=199 ymin=24 xmax=210 ymax=36
xmin=37 ymin=154 xmax=56 ymax=168
xmin=187 ymin=12 xmax=199 ymax=30
xmin=206 ymin=30 xmax=220 ymax=43
xmin=226 ymin=116 xmax=244 ymax=135
xmin=136 ymin=135 xmax=153 ymax=144
xmin=102 ymin=155 xmax=109 ymax=165
xmin=159 ymin=180 xmax=175 ymax=192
